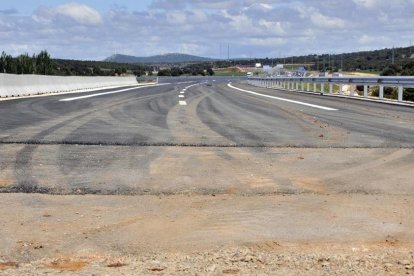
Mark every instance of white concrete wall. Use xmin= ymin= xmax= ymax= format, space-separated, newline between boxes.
xmin=0 ymin=73 xmax=138 ymax=98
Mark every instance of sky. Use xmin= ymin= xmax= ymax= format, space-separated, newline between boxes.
xmin=1 ymin=0 xmax=414 ymax=60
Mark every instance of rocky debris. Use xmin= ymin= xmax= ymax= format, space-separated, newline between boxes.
xmin=148 ymin=261 xmax=167 ymax=272
xmin=107 ymin=262 xmax=128 ymax=268
xmin=0 ymin=262 xmax=18 ymax=271
xmin=2 ymin=245 xmax=414 ymax=275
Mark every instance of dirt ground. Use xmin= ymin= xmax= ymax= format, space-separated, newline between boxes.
xmin=0 ymin=192 xmax=413 ymax=275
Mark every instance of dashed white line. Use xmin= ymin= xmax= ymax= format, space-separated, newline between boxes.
xmin=177 ymin=83 xmax=200 ymax=106
xmin=227 ymin=83 xmax=338 ymax=111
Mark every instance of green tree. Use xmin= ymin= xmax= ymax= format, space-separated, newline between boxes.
xmin=0 ymin=51 xmax=6 ymax=73
xmin=17 ymin=53 xmax=35 ymax=74
xmin=4 ymin=54 xmax=16 ymax=73
xmin=157 ymin=69 xmax=171 ymax=76
xmin=170 ymin=67 xmax=183 ymax=76
xmin=206 ymin=67 xmax=214 ymax=76
xmin=36 ymin=50 xmax=52 ymax=75
xmin=401 ymin=62 xmax=414 ymax=76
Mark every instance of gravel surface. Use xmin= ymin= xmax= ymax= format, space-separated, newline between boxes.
xmin=1 ymin=245 xmax=414 ymax=275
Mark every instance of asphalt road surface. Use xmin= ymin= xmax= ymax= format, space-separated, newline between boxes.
xmin=0 ymin=77 xmax=413 ymax=195
xmin=1 ymin=77 xmax=414 ymax=274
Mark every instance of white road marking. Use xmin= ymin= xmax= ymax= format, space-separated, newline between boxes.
xmin=227 ymin=83 xmax=338 ymax=111
xmin=60 ymin=84 xmax=167 ymax=102
xmin=176 ymin=83 xmax=200 ymax=106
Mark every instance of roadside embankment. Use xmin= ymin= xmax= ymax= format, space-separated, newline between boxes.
xmin=0 ymin=73 xmax=138 ymax=98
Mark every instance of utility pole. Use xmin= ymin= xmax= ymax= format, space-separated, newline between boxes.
xmin=328 ymin=54 xmax=331 ymax=70
xmin=227 ymin=44 xmax=230 ymax=61
xmin=316 ymin=56 xmax=319 ymax=71
xmin=392 ymin=45 xmax=395 ymax=65
xmin=219 ymin=44 xmax=222 ymax=60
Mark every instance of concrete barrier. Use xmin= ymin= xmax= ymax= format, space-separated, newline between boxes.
xmin=0 ymin=73 xmax=138 ymax=98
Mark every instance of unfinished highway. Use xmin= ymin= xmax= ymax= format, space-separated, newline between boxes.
xmin=0 ymin=77 xmax=413 ymax=274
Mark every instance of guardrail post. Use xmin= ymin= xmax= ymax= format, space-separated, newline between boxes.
xmin=398 ymin=86 xmax=403 ymax=101
xmin=379 ymin=85 xmax=384 ymax=99
xmin=247 ymin=77 xmax=413 ymax=104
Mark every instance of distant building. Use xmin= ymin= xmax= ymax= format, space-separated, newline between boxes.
xmin=255 ymin=63 xmax=262 ymax=68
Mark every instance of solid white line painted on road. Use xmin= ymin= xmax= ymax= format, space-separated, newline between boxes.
xmin=179 ymin=100 xmax=187 ymax=106
xmin=227 ymin=83 xmax=338 ymax=111
xmin=60 ymin=84 xmax=167 ymax=102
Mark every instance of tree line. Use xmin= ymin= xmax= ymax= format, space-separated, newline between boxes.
xmin=157 ymin=63 xmax=214 ymax=76
xmin=3 ymin=46 xmax=414 ymax=78
xmin=0 ymin=50 xmax=52 ymax=75
xmin=0 ymin=50 xmax=153 ymax=77
xmin=374 ymin=62 xmax=414 ymax=101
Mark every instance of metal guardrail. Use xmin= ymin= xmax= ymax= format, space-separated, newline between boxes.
xmin=247 ymin=76 xmax=414 ymax=102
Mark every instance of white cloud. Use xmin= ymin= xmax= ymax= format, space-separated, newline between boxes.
xmin=33 ymin=3 xmax=102 ymax=26
xmin=1 ymin=0 xmax=414 ymax=59
xmin=352 ymin=0 xmax=379 ymax=9
xmin=166 ymin=10 xmax=187 ymax=25
xmin=359 ymin=34 xmax=390 ymax=45
xmin=258 ymin=20 xmax=285 ymax=35
xmin=310 ymin=12 xmax=346 ymax=29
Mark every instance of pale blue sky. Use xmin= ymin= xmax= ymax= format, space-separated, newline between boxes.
xmin=1 ymin=0 xmax=413 ymax=60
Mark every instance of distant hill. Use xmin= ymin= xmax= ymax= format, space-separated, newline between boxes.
xmin=105 ymin=53 xmax=213 ymax=64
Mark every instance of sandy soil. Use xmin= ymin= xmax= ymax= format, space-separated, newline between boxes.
xmin=0 ymin=193 xmax=413 ymax=275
